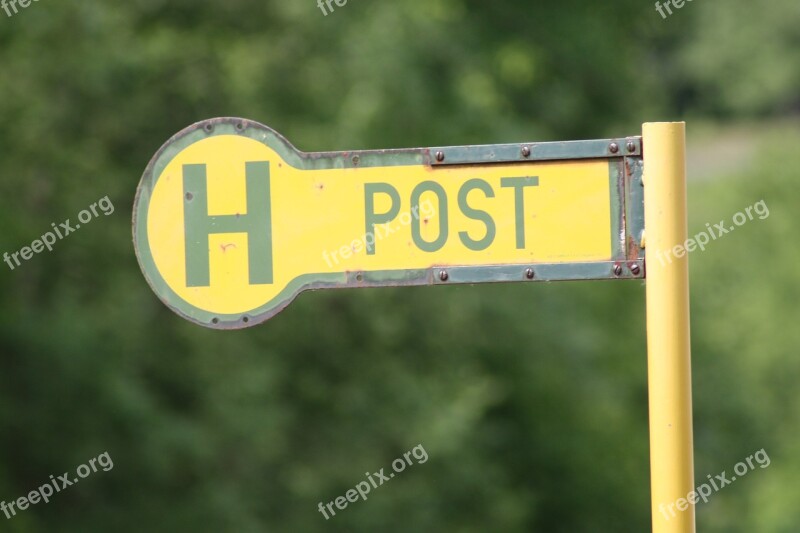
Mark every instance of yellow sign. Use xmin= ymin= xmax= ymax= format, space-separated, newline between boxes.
xmin=134 ymin=118 xmax=640 ymax=328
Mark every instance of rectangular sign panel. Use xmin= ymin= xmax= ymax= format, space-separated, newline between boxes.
xmin=134 ymin=118 xmax=645 ymax=328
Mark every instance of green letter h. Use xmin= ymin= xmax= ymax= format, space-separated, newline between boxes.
xmin=183 ymin=162 xmax=273 ymax=287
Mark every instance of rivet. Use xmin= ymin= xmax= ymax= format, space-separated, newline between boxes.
xmin=435 ymin=151 xmax=445 ymax=162
xmin=352 ymin=155 xmax=360 ymax=165
xmin=203 ymin=123 xmax=213 ymax=133
xmin=609 ymin=142 xmax=620 ymax=154
xmin=439 ymin=270 xmax=449 ymax=282
xmin=521 ymin=146 xmax=531 ymax=158
xmin=525 ymin=268 xmax=535 ymax=279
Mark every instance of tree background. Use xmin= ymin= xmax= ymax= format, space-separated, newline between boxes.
xmin=0 ymin=0 xmax=798 ymax=531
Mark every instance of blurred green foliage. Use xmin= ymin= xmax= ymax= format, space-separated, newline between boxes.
xmin=0 ymin=0 xmax=798 ymax=531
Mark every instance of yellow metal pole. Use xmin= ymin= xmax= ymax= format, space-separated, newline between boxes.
xmin=643 ymin=122 xmax=695 ymax=533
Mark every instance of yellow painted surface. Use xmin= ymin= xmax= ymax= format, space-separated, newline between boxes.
xmin=146 ymin=135 xmax=613 ymax=314
xmin=644 ymin=122 xmax=695 ymax=533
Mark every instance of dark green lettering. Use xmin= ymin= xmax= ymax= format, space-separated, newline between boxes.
xmin=183 ymin=162 xmax=273 ymax=287
xmin=458 ymin=179 xmax=496 ymax=250
xmin=500 ymin=176 xmax=539 ymax=249
xmin=364 ymin=183 xmax=401 ymax=255
xmin=411 ymin=181 xmax=449 ymax=252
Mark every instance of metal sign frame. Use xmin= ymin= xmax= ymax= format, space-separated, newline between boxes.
xmin=133 ymin=117 xmax=645 ymax=329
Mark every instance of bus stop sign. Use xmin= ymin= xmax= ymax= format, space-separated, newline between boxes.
xmin=133 ymin=117 xmax=644 ymax=329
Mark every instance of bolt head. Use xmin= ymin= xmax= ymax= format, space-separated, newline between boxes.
xmin=435 ymin=151 xmax=445 ymax=162
xmin=525 ymin=268 xmax=534 ymax=279
xmin=613 ymin=264 xmax=623 ymax=276
xmin=439 ymin=270 xmax=449 ymax=282
xmin=521 ymin=146 xmax=531 ymax=158
xmin=630 ymin=263 xmax=641 ymax=275
xmin=609 ymin=142 xmax=620 ymax=154
xmin=626 ymin=140 xmax=636 ymax=153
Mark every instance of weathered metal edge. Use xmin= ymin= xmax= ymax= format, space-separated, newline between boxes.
xmin=184 ymin=260 xmax=646 ymax=330
xmin=168 ymin=118 xmax=642 ymax=170
xmin=624 ymin=155 xmax=646 ymax=266
xmin=428 ymin=137 xmax=642 ymax=166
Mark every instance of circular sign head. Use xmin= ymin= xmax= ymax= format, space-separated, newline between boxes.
xmin=133 ymin=118 xmax=331 ymax=329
